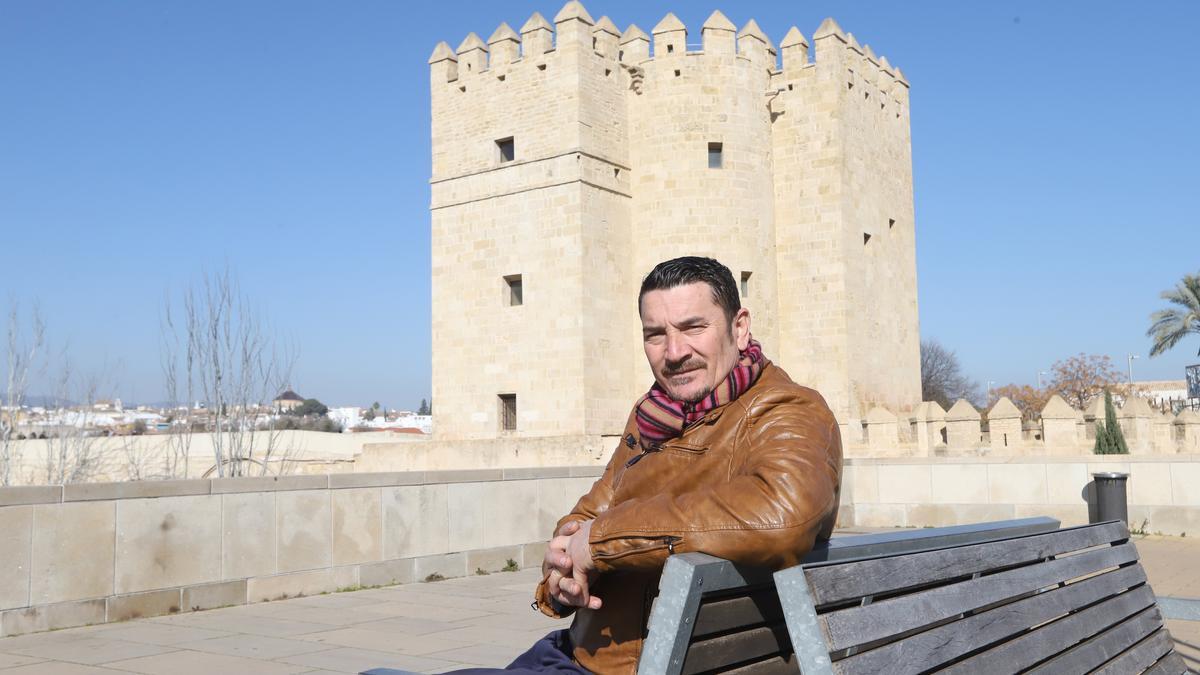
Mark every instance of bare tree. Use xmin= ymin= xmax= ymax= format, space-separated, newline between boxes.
xmin=164 ymin=268 xmax=295 ymax=477
xmin=920 ymin=339 xmax=982 ymax=410
xmin=41 ymin=357 xmax=105 ymax=485
xmin=2 ymin=304 xmax=44 ymax=486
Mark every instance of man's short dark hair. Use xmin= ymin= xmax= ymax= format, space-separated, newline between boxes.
xmin=638 ymin=256 xmax=741 ymax=326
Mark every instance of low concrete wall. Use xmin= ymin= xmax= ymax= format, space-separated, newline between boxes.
xmin=0 ymin=467 xmax=603 ymax=637
xmin=354 ymin=434 xmax=613 ymax=472
xmin=839 ymin=455 xmax=1200 ymax=536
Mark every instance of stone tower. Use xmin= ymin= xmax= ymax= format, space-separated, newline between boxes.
xmin=428 ymin=3 xmax=920 ymax=447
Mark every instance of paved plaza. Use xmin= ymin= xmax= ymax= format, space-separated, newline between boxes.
xmin=0 ymin=533 xmax=1194 ymax=674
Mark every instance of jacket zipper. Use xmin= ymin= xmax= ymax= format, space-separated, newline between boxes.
xmin=593 ymin=534 xmax=682 ymax=561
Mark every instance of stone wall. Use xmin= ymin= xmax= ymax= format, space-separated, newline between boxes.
xmin=846 ymin=395 xmax=1200 ymax=458
xmin=839 ymin=455 xmax=1200 ymax=536
xmin=0 ymin=430 xmax=416 ymax=486
xmin=0 ymin=467 xmax=602 ymax=637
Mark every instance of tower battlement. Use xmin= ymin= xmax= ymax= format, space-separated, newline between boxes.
xmin=429 ymin=2 xmax=921 ymax=443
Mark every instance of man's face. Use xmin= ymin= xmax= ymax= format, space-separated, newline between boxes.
xmin=640 ymin=282 xmax=751 ymax=404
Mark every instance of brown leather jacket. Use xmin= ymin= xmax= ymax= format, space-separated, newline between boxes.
xmin=535 ymin=360 xmax=843 ymax=673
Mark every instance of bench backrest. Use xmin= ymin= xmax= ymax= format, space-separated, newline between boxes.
xmin=775 ymin=520 xmax=1188 ymax=674
xmin=638 ymin=516 xmax=1062 ymax=675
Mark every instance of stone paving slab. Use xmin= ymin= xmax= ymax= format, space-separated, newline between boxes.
xmin=0 ymin=534 xmax=1193 ymax=673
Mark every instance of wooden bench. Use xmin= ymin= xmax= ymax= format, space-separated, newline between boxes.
xmin=774 ymin=520 xmax=1190 ymax=674
xmin=637 ymin=516 xmax=1063 ymax=674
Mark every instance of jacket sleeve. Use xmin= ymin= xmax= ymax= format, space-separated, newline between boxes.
xmin=587 ymin=389 xmax=842 ymax=575
xmin=533 ymin=413 xmax=637 ymax=617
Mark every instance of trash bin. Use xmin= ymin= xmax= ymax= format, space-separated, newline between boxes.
xmin=1092 ymin=472 xmax=1129 ymax=524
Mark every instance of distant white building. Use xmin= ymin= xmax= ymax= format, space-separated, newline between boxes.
xmin=327 ymin=407 xmax=362 ymax=431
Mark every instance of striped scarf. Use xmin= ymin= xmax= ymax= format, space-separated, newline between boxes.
xmin=634 ymin=338 xmax=765 ymax=448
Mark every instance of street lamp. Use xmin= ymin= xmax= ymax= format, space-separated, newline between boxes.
xmin=1127 ymin=354 xmax=1140 ymax=384
xmin=1037 ymin=371 xmax=1049 ymax=388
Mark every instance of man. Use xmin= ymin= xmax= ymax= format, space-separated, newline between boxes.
xmin=460 ymin=256 xmax=842 ymax=674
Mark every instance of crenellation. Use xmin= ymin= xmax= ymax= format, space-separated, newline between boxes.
xmin=428 ymin=41 xmax=458 ymax=84
xmin=618 ymin=24 xmax=649 ymax=63
xmin=455 ymin=33 xmax=488 ymax=75
xmin=592 ymin=16 xmax=620 ymax=59
xmin=700 ymin=11 xmax=737 ymax=55
xmin=553 ymin=0 xmax=595 ymax=49
xmin=487 ymin=23 xmax=520 ymax=69
xmin=520 ymin=12 xmax=554 ymax=57
xmin=651 ymin=13 xmax=686 ymax=58
xmin=736 ymin=19 xmax=773 ymax=69
xmin=779 ymin=26 xmax=809 ymax=72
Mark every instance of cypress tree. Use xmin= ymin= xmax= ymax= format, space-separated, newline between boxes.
xmin=1093 ymin=389 xmax=1130 ymax=455
xmin=1093 ymin=417 xmax=1111 ymax=454
xmin=1104 ymin=389 xmax=1129 ymax=454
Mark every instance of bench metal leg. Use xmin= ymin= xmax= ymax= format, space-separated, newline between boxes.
xmin=774 ymin=565 xmax=834 ymax=675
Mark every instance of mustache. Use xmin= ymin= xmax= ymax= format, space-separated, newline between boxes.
xmin=663 ymin=358 xmax=705 ymax=376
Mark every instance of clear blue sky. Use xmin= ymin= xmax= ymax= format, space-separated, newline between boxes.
xmin=2 ymin=1 xmax=1197 ymax=408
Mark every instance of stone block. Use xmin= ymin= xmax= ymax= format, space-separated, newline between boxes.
xmin=416 ymin=552 xmax=467 ymax=581
xmin=63 ymin=479 xmax=209 ymax=502
xmin=359 ymin=558 xmax=416 ymax=587
xmin=521 ymin=541 xmax=548 ymax=569
xmin=1130 ymin=462 xmax=1174 ymax=506
xmin=210 ymin=474 xmax=328 ymax=494
xmin=876 ymin=464 xmax=931 ymax=504
xmin=115 ymin=495 xmax=221 ymax=594
xmin=1014 ymin=504 xmax=1089 ymax=527
xmin=502 ymin=467 xmax=571 ymax=479
xmin=383 ymin=483 xmax=448 ymax=559
xmin=182 ymin=580 xmax=246 ymax=611
xmin=987 ymin=464 xmax=1048 ymax=505
xmin=842 ymin=464 xmax=879 ymax=504
xmin=333 ymin=565 xmax=359 ymax=591
xmin=31 ymin=501 xmax=115 ymax=604
xmin=247 ymin=569 xmax=335 ymax=602
xmin=0 ymin=506 xmax=32 ymax=610
xmin=1128 ymin=505 xmax=1200 ymax=537
xmin=1045 ymin=463 xmax=1089 ymax=505
xmin=447 ymin=482 xmax=485 ymax=552
xmin=929 ymin=464 xmax=987 ymax=504
xmin=1 ymin=598 xmax=105 ymax=637
xmin=277 ymin=490 xmax=332 ymax=572
xmin=467 ymin=545 xmax=523 ymax=573
xmin=221 ymin=491 xmax=276 ymax=579
xmin=536 ymin=477 xmax=594 ymax=537
xmin=0 ymin=485 xmax=62 ymax=507
xmin=423 ymin=469 xmax=504 ymax=483
xmin=332 ymin=488 xmax=382 ymax=566
xmin=851 ymin=503 xmax=907 ymax=528
xmin=1170 ymin=462 xmax=1200 ymax=506
xmin=107 ymin=589 xmax=182 ymax=622
xmin=329 ymin=472 xmax=426 ymax=489
xmin=905 ymin=503 xmax=1014 ymax=527
xmin=482 ymin=479 xmax=540 ymax=548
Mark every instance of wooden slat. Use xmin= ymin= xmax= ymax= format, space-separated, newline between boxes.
xmin=721 ymin=652 xmax=798 ymax=675
xmin=693 ymin=589 xmax=783 ymax=638
xmin=833 ymin=565 xmax=1149 ymax=674
xmin=1025 ymin=606 xmax=1163 ymax=674
xmin=806 ymin=521 xmax=1127 ymax=605
xmin=1090 ymin=628 xmax=1176 ymax=675
xmin=941 ymin=585 xmax=1157 ymax=675
xmin=682 ymin=623 xmax=790 ymax=675
xmin=821 ymin=542 xmax=1139 ymax=652
xmin=1142 ymin=650 xmax=1189 ymax=675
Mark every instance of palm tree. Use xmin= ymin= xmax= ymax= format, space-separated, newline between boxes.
xmin=1147 ymin=273 xmax=1200 ymax=357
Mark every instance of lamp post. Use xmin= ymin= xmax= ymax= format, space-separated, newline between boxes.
xmin=1037 ymin=371 xmax=1049 ymax=388
xmin=1127 ymin=354 xmax=1139 ymax=384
